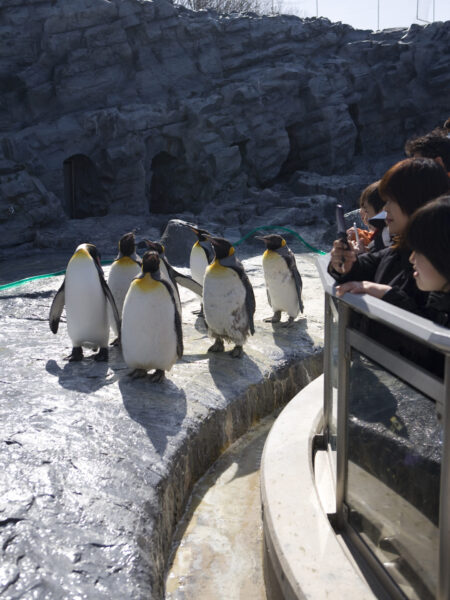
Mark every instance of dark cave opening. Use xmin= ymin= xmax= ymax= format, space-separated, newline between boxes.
xmin=276 ymin=123 xmax=305 ymax=181
xmin=63 ymin=154 xmax=107 ymax=219
xmin=149 ymin=151 xmax=186 ymax=214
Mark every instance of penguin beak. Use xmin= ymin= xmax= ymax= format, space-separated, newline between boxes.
xmin=255 ymin=235 xmax=267 ymax=242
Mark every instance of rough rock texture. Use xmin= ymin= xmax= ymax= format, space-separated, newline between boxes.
xmin=0 ymin=248 xmax=324 ymax=599
xmin=0 ymin=0 xmax=449 ymax=247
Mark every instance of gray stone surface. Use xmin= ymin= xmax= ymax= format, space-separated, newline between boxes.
xmin=0 ymin=0 xmax=449 ymax=247
xmin=0 ymin=249 xmax=324 ymax=599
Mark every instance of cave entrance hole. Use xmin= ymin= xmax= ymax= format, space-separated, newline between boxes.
xmin=63 ymin=154 xmax=107 ymax=219
xmin=149 ymin=151 xmax=185 ymax=214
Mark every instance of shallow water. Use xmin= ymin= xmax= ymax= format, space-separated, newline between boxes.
xmin=165 ymin=413 xmax=277 ymax=600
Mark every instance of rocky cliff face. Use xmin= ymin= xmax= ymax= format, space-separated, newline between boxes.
xmin=0 ymin=0 xmax=449 ymax=248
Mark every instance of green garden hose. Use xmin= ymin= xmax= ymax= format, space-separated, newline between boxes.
xmin=0 ymin=226 xmax=325 ymax=291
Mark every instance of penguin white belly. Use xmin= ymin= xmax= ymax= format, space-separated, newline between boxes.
xmin=203 ymin=263 xmax=248 ymax=344
xmin=190 ymin=243 xmax=208 ymax=285
xmin=107 ymin=258 xmax=141 ymax=336
xmin=65 ymin=257 xmax=109 ymax=348
xmin=160 ymin=261 xmax=182 ymax=316
xmin=122 ymin=279 xmax=178 ymax=372
xmin=263 ymin=252 xmax=299 ymax=317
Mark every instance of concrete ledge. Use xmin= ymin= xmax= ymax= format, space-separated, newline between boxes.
xmin=0 ymin=253 xmax=323 ymax=599
xmin=261 ymin=374 xmax=376 ymax=599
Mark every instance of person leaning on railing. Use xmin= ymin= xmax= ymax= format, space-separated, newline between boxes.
xmin=406 ymin=194 xmax=450 ymax=328
xmin=328 ymin=157 xmax=449 ymax=314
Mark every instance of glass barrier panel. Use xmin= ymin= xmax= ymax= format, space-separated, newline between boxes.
xmin=327 ymin=296 xmax=339 ymax=482
xmin=346 ymin=350 xmax=442 ymax=600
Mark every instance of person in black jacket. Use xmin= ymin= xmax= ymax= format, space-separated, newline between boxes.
xmin=329 ymin=157 xmax=449 ymax=312
xmin=407 ymin=195 xmax=450 ymax=328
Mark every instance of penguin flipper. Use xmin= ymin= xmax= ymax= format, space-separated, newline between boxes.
xmin=266 ymin=288 xmax=272 ymax=308
xmin=161 ymin=280 xmax=184 ymax=358
xmin=227 ymin=260 xmax=256 ymax=336
xmin=244 ymin=275 xmax=256 ymax=335
xmin=282 ymin=251 xmax=304 ymax=313
xmin=49 ymin=279 xmax=65 ymax=334
xmin=100 ymin=276 xmax=122 ymax=338
xmin=172 ymin=269 xmax=203 ymax=297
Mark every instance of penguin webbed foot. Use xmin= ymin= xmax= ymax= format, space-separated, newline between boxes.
xmin=263 ymin=311 xmax=281 ymax=323
xmin=66 ymin=347 xmax=83 ymax=362
xmin=282 ymin=317 xmax=295 ymax=328
xmin=230 ymin=345 xmax=243 ymax=358
xmin=208 ymin=338 xmax=225 ymax=353
xmin=129 ymin=368 xmax=148 ymax=379
xmin=94 ymin=347 xmax=109 ymax=361
xmin=149 ymin=369 xmax=165 ymax=383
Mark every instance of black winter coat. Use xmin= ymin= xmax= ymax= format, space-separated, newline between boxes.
xmin=424 ymin=292 xmax=450 ymax=328
xmin=328 ymin=246 xmax=429 ymax=313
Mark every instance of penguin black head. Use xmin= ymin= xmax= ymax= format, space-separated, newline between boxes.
xmin=188 ymin=224 xmax=211 ymax=243
xmin=206 ymin=236 xmax=234 ymax=260
xmin=143 ymin=239 xmax=164 ymax=255
xmin=142 ymin=251 xmax=160 ymax=274
xmin=256 ymin=234 xmax=286 ymax=251
xmin=118 ymin=232 xmax=136 ymax=256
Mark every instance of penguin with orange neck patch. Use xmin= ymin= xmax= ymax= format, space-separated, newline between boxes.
xmin=188 ymin=225 xmax=213 ymax=316
xmin=121 ymin=251 xmax=183 ymax=382
xmin=49 ymin=243 xmax=120 ymax=361
xmin=203 ymin=236 xmax=255 ymax=358
xmin=256 ymin=234 xmax=303 ymax=327
xmin=107 ymin=232 xmax=141 ymax=344
xmin=143 ymin=239 xmax=203 ymax=317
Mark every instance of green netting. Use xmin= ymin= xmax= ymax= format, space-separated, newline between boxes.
xmin=0 ymin=227 xmax=324 ymax=291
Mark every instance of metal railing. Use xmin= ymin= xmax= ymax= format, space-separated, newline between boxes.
xmin=316 ymin=254 xmax=450 ymax=600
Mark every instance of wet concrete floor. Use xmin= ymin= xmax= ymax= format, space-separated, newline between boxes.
xmin=165 ymin=413 xmax=277 ymax=600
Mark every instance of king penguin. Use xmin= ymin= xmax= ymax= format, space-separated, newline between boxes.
xmin=49 ymin=243 xmax=120 ymax=361
xmin=143 ymin=239 xmax=203 ymax=317
xmin=188 ymin=226 xmax=213 ymax=285
xmin=107 ymin=232 xmax=141 ymax=344
xmin=188 ymin=225 xmax=213 ymax=315
xmin=256 ymin=234 xmax=304 ymax=326
xmin=203 ymin=236 xmax=255 ymax=358
xmin=121 ymin=251 xmax=183 ymax=382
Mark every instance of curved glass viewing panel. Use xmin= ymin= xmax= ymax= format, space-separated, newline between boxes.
xmin=316 ymin=254 xmax=450 ymax=600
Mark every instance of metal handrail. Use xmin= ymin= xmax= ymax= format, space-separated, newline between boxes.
xmin=316 ymin=254 xmax=450 ymax=352
xmin=316 ymin=253 xmax=450 ymax=600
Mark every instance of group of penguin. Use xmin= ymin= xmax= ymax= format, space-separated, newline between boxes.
xmin=49 ymin=226 xmax=304 ymax=383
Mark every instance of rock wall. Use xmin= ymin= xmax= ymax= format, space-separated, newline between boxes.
xmin=0 ymin=0 xmax=449 ymax=247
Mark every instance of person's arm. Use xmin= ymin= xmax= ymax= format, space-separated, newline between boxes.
xmin=328 ymin=243 xmax=386 ymax=283
xmin=336 ymin=281 xmax=392 ymax=298
xmin=383 ymin=287 xmax=428 ymax=315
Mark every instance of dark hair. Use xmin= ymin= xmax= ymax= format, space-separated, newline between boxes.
xmin=379 ymin=157 xmax=449 ymax=216
xmin=406 ymin=195 xmax=450 ymax=283
xmin=405 ymin=132 xmax=450 ymax=170
xmin=359 ymin=180 xmax=384 ymax=213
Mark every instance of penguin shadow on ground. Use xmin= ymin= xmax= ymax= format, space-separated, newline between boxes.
xmin=206 ymin=349 xmax=263 ymax=401
xmin=268 ymin=314 xmax=315 ymax=357
xmin=118 ymin=374 xmax=187 ymax=456
xmin=45 ymin=353 xmax=113 ymax=393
